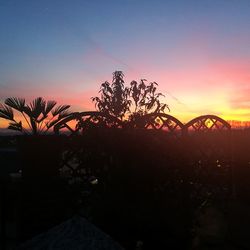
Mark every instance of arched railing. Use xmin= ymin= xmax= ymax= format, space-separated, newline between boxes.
xmin=54 ymin=112 xmax=232 ymax=208
xmin=54 ymin=112 xmax=230 ymax=136
xmin=138 ymin=113 xmax=184 ymax=136
xmin=184 ymin=115 xmax=231 ymax=133
xmin=54 ymin=111 xmax=122 ymax=135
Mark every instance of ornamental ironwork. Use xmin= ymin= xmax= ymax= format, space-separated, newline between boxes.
xmin=54 ymin=113 xmax=231 ymax=136
xmin=184 ymin=115 xmax=231 ymax=133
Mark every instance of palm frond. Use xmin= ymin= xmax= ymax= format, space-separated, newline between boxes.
xmin=28 ymin=97 xmax=46 ymax=119
xmin=36 ymin=100 xmax=57 ymax=123
xmin=46 ymin=118 xmax=61 ymax=129
xmin=44 ymin=100 xmax=57 ymax=115
xmin=8 ymin=121 xmax=22 ymax=132
xmin=5 ymin=97 xmax=25 ymax=112
xmin=23 ymin=106 xmax=32 ymax=117
xmin=0 ymin=104 xmax=14 ymax=120
xmin=52 ymin=105 xmax=70 ymax=116
xmin=58 ymin=110 xmax=70 ymax=119
xmin=50 ymin=111 xmax=70 ymax=130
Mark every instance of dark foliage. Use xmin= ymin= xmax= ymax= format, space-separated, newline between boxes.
xmin=92 ymin=71 xmax=169 ymax=123
xmin=0 ymin=97 xmax=71 ymax=135
xmin=3 ymin=129 xmax=250 ymax=249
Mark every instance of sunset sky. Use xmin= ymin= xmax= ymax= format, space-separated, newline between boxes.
xmin=1 ymin=0 xmax=250 ymax=127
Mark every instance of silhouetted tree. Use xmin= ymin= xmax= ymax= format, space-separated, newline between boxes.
xmin=92 ymin=71 xmax=130 ymax=120
xmin=92 ymin=71 xmax=169 ymax=123
xmin=0 ymin=97 xmax=70 ymax=134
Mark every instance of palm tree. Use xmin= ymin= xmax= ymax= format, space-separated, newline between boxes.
xmin=0 ymin=97 xmax=71 ymax=135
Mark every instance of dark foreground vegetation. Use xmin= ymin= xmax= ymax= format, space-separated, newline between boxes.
xmin=1 ymin=128 xmax=250 ymax=249
xmin=1 ymin=72 xmax=250 ymax=249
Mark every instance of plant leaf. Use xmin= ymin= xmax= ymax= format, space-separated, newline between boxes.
xmin=52 ymin=105 xmax=70 ymax=116
xmin=0 ymin=104 xmax=14 ymax=120
xmin=44 ymin=100 xmax=57 ymax=115
xmin=28 ymin=97 xmax=46 ymax=119
xmin=8 ymin=121 xmax=22 ymax=132
xmin=5 ymin=97 xmax=25 ymax=112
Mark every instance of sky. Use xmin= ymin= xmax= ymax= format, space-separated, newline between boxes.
xmin=1 ymin=0 xmax=250 ymax=127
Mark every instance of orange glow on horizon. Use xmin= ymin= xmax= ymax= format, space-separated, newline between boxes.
xmin=1 ymin=57 xmax=250 ymax=128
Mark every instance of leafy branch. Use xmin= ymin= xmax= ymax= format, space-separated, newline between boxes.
xmin=92 ymin=71 xmax=169 ymax=124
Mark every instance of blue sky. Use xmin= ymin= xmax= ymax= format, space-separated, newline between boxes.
xmin=1 ymin=0 xmax=250 ymax=122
